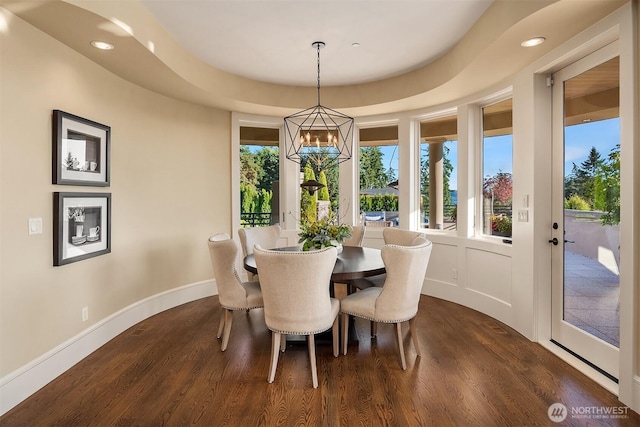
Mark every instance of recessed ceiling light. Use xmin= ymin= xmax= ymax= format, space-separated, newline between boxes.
xmin=352 ymin=42 xmax=360 ymax=48
xmin=521 ymin=37 xmax=546 ymax=47
xmin=90 ymin=40 xmax=114 ymax=50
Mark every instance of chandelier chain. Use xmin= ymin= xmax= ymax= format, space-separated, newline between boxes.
xmin=316 ymin=43 xmax=321 ymax=105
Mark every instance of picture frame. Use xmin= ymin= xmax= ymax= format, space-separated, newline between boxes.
xmin=53 ymin=192 xmax=111 ymax=266
xmin=52 ymin=110 xmax=110 ymax=186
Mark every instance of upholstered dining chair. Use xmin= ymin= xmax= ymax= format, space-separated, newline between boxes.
xmin=340 ymin=238 xmax=432 ymax=370
xmin=343 ymin=225 xmax=365 ymax=247
xmin=238 ymin=225 xmax=281 ymax=281
xmin=253 ymin=245 xmax=339 ymax=388
xmin=349 ymin=228 xmax=427 ymax=290
xmin=382 ymin=228 xmax=426 ymax=246
xmin=208 ymin=233 xmax=264 ymax=351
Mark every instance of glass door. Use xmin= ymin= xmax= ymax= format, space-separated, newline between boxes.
xmin=551 ymin=43 xmax=620 ymax=380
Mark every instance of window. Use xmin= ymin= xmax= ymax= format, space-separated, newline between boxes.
xmin=358 ymin=125 xmax=399 ymax=227
xmin=419 ymin=114 xmax=458 ymax=230
xmin=239 ymin=126 xmax=280 ymax=227
xmin=481 ymin=99 xmax=513 ymax=238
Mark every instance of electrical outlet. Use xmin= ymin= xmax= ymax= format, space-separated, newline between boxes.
xmin=82 ymin=307 xmax=88 ymax=322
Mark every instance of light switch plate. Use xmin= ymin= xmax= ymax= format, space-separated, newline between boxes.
xmin=29 ymin=218 xmax=43 ymax=235
xmin=517 ymin=210 xmax=529 ymax=222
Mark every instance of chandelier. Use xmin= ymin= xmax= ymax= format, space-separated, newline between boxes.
xmin=284 ymin=41 xmax=354 ymax=170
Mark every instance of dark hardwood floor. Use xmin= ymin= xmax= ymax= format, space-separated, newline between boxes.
xmin=2 ymin=292 xmax=637 ymax=426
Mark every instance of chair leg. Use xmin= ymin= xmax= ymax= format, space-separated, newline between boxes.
xmin=371 ymin=321 xmax=377 ymax=338
xmin=268 ymin=332 xmax=281 ymax=383
xmin=409 ymin=317 xmax=421 ymax=357
xmin=308 ymin=334 xmax=318 ymax=388
xmin=216 ymin=310 xmax=225 ymax=339
xmin=220 ymin=309 xmax=233 ymax=351
xmin=332 ymin=316 xmax=339 ymax=357
xmin=280 ymin=334 xmax=286 ymax=352
xmin=395 ymin=322 xmax=407 ymax=370
xmin=341 ymin=313 xmax=349 ymax=355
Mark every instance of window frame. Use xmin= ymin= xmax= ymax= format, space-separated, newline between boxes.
xmin=415 ymin=109 xmax=459 ymax=233
xmin=477 ymin=95 xmax=514 ymax=239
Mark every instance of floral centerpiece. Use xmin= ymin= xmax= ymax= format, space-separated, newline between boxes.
xmin=298 ymin=214 xmax=352 ymax=252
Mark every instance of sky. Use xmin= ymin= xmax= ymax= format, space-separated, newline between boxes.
xmin=564 ymin=118 xmax=619 ymax=175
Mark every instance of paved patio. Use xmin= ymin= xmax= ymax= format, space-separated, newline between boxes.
xmin=564 ymin=250 xmax=620 ymax=347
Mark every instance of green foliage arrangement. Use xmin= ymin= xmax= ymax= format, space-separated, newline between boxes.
xmin=298 ymin=212 xmax=352 ymax=251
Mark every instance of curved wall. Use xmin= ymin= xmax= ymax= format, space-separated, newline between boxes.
xmin=0 ymin=8 xmax=230 ymax=377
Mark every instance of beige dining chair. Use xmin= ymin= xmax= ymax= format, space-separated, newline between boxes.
xmin=340 ymin=238 xmax=432 ymax=370
xmin=349 ymin=228 xmax=427 ymax=290
xmin=382 ymin=228 xmax=426 ymax=246
xmin=238 ymin=225 xmax=281 ymax=281
xmin=253 ymin=245 xmax=339 ymax=388
xmin=342 ymin=225 xmax=365 ymax=247
xmin=208 ymin=233 xmax=264 ymax=351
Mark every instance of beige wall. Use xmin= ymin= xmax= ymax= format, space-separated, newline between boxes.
xmin=635 ymin=0 xmax=640 ymax=379
xmin=0 ymin=12 xmax=231 ymax=375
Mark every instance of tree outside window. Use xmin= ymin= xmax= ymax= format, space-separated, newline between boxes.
xmin=564 ymin=140 xmax=620 ymax=225
xmin=357 ymin=126 xmax=400 ymax=225
xmin=239 ymin=141 xmax=279 ymax=227
xmin=482 ymin=99 xmax=513 ymax=238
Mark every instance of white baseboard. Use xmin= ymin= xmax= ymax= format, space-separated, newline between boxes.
xmin=0 ymin=279 xmax=216 ymax=416
xmin=634 ymin=376 xmax=640 ymax=413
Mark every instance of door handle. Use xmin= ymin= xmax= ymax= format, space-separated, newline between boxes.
xmin=564 ymin=239 xmax=575 ymax=244
xmin=548 ymin=238 xmax=558 ymax=245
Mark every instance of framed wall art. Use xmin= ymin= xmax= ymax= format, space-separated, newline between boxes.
xmin=53 ymin=192 xmax=111 ymax=266
xmin=52 ymin=110 xmax=110 ymax=186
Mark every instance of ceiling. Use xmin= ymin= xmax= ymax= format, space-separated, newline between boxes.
xmin=139 ymin=0 xmax=493 ymax=87
xmin=0 ymin=0 xmax=626 ymax=116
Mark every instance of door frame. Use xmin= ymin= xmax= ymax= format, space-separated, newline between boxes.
xmin=533 ymin=4 xmax=637 ymax=405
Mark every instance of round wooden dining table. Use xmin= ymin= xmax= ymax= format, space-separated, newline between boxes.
xmin=243 ymin=245 xmax=385 ymax=282
xmin=244 ymin=245 xmax=384 ymax=345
